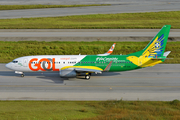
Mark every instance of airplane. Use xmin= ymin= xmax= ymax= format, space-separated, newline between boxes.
xmin=6 ymin=25 xmax=171 ymax=80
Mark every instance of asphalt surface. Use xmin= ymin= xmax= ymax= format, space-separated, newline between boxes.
xmin=1 ymin=29 xmax=180 ymax=37
xmin=0 ymin=29 xmax=179 ymax=41
xmin=0 ymin=0 xmax=180 ymax=19
xmin=0 ymin=63 xmax=180 ymax=101
xmin=0 ymin=0 xmax=179 ymax=5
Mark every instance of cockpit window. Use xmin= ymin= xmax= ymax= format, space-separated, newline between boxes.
xmin=12 ymin=61 xmax=18 ymax=63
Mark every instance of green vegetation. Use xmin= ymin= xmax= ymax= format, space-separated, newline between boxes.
xmin=0 ymin=41 xmax=179 ymax=63
xmin=0 ymin=100 xmax=180 ymax=120
xmin=0 ymin=4 xmax=110 ymax=10
xmin=0 ymin=11 xmax=180 ymax=29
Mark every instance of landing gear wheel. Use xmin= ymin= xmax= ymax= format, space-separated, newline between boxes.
xmin=21 ymin=74 xmax=24 ymax=77
xmin=85 ymin=75 xmax=90 ymax=80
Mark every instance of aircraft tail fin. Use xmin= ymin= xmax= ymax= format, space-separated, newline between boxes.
xmin=127 ymin=25 xmax=171 ymax=67
xmin=142 ymin=25 xmax=171 ymax=59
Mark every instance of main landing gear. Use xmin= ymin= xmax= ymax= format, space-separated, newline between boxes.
xmin=85 ymin=73 xmax=91 ymax=80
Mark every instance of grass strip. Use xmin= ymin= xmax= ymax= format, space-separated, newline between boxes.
xmin=0 ymin=41 xmax=179 ymax=63
xmin=0 ymin=4 xmax=110 ymax=10
xmin=0 ymin=11 xmax=180 ymax=29
xmin=0 ymin=100 xmax=179 ymax=120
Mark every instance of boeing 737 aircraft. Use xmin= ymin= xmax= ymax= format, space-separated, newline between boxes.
xmin=6 ymin=25 xmax=171 ymax=80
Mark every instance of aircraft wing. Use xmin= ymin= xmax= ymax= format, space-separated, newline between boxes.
xmin=97 ymin=43 xmax=116 ymax=56
xmin=61 ymin=66 xmax=103 ymax=73
xmin=61 ymin=61 xmax=113 ymax=74
xmin=75 ymin=68 xmax=102 ymax=73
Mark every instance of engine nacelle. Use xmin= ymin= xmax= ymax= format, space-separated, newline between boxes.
xmin=59 ymin=69 xmax=77 ymax=78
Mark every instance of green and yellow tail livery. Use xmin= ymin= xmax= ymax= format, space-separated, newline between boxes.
xmin=127 ymin=25 xmax=171 ymax=67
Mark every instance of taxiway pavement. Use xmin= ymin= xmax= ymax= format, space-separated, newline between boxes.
xmin=0 ymin=0 xmax=178 ymax=5
xmin=0 ymin=63 xmax=180 ymax=101
xmin=0 ymin=29 xmax=180 ymax=41
xmin=0 ymin=0 xmax=180 ymax=19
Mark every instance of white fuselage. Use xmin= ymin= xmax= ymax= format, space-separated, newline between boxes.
xmin=6 ymin=55 xmax=86 ymax=72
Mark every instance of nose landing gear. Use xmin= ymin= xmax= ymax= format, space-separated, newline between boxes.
xmin=15 ymin=71 xmax=24 ymax=77
xmin=21 ymin=74 xmax=24 ymax=77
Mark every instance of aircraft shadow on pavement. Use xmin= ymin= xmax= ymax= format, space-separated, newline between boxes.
xmin=0 ymin=71 xmax=66 ymax=84
xmin=0 ymin=71 xmax=16 ymax=76
xmin=0 ymin=71 xmax=120 ymax=83
xmin=92 ymin=72 xmax=121 ymax=76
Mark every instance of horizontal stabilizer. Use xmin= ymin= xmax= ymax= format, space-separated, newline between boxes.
xmin=150 ymin=51 xmax=171 ymax=60
xmin=163 ymin=51 xmax=171 ymax=57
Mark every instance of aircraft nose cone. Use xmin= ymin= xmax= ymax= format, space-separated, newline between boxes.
xmin=5 ymin=63 xmax=11 ymax=69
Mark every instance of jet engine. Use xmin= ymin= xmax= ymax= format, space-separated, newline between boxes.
xmin=59 ymin=69 xmax=77 ymax=78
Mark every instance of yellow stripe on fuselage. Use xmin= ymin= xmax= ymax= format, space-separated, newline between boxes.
xmin=61 ymin=66 xmax=103 ymax=71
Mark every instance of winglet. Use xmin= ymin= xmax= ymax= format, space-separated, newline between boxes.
xmin=103 ymin=61 xmax=113 ymax=72
xmin=106 ymin=43 xmax=116 ymax=54
xmin=97 ymin=43 xmax=116 ymax=56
